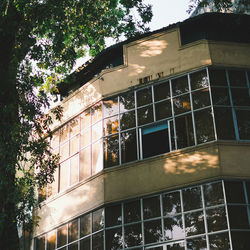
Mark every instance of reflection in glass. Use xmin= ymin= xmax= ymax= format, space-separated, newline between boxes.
xmin=80 ymin=237 xmax=90 ymax=250
xmin=105 ymin=204 xmax=122 ymax=227
xmin=120 ymin=111 xmax=136 ymax=130
xmin=167 ymin=242 xmax=185 ymax=250
xmin=70 ymin=118 xmax=79 ymax=137
xmin=173 ymin=94 xmax=191 ymax=115
xmin=79 ymin=147 xmax=91 ymax=180
xmin=211 ymin=87 xmax=230 ymax=106
xmin=59 ymin=160 xmax=69 ymax=192
xmin=231 ymin=231 xmax=250 ymax=250
xmin=80 ymin=213 xmax=91 ymax=237
xmin=124 ymin=223 xmax=142 ymax=247
xmin=104 ymin=115 xmax=119 ymax=135
xmin=70 ymin=154 xmax=79 ymax=185
xmin=48 ymin=167 xmax=58 ymax=197
xmin=228 ymin=205 xmax=249 ymax=229
xmin=80 ymin=109 xmax=91 ymax=130
xmin=92 ymin=208 xmax=104 ymax=232
xmin=164 ymin=215 xmax=184 ymax=240
xmin=143 ymin=196 xmax=161 ymax=219
xmin=214 ymin=107 xmax=235 ymax=140
xmin=144 ymin=219 xmax=163 ymax=244
xmin=209 ymin=233 xmax=230 ymax=250
xmin=224 ymin=181 xmax=245 ymax=203
xmin=203 ymin=182 xmax=224 ymax=207
xmin=175 ymin=114 xmax=194 ymax=149
xmin=120 ymin=92 xmax=135 ymax=112
xmin=92 ymin=140 xmax=103 ymax=174
xmin=124 ymin=200 xmax=141 ymax=223
xmin=106 ymin=227 xmax=123 ymax=249
xmin=103 ymin=97 xmax=119 ymax=118
xmin=91 ymin=102 xmax=102 ymax=124
xmin=137 ymin=105 xmax=154 ymax=126
xmin=209 ymin=69 xmax=227 ymax=86
xmin=60 ymin=141 xmax=69 ymax=162
xmin=57 ymin=225 xmax=67 ymax=247
xmin=121 ymin=130 xmax=137 ymax=164
xmin=206 ymin=207 xmax=227 ymax=232
xmin=194 ymin=108 xmax=215 ymax=144
xmin=36 ymin=236 xmax=45 ymax=250
xmin=136 ymin=87 xmax=152 ymax=107
xmin=68 ymin=219 xmax=78 ymax=243
xmin=80 ymin=128 xmax=91 ymax=148
xmin=60 ymin=124 xmax=69 ymax=143
xmin=190 ymin=70 xmax=208 ymax=90
xmin=183 ymin=186 xmax=202 ymax=211
xmin=68 ymin=242 xmax=78 ymax=250
xmin=228 ymin=69 xmax=247 ymax=87
xmin=236 ymin=109 xmax=250 ymax=140
xmin=185 ymin=211 xmax=205 ymax=236
xmin=70 ymin=135 xmax=79 ymax=156
xmin=92 ymin=121 xmax=102 ymax=142
xmin=172 ymin=76 xmax=189 ymax=96
xmin=155 ymin=100 xmax=172 ymax=120
xmin=104 ymin=135 xmax=119 ymax=168
xmin=187 ymin=236 xmax=207 ymax=250
xmin=92 ymin=231 xmax=104 ymax=250
xmin=154 ymin=81 xmax=170 ymax=101
xmin=231 ymin=88 xmax=250 ymax=106
xmin=246 ymin=181 xmax=250 ymax=204
xmin=47 ymin=230 xmax=56 ymax=250
xmin=162 ymin=191 xmax=181 ymax=216
xmin=192 ymin=88 xmax=210 ymax=109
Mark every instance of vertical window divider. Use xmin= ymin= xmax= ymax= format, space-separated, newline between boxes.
xmin=121 ymin=203 xmax=125 ymax=249
xmin=187 ymin=73 xmax=197 ymax=146
xmin=90 ymin=109 xmax=93 ymax=176
xmin=160 ymin=194 xmax=164 ymax=242
xmin=78 ymin=218 xmax=80 ymax=250
xmin=243 ymin=181 xmax=250 ymax=227
xmin=140 ymin=198 xmax=145 ymax=246
xmin=179 ymin=190 xmax=187 ymax=250
xmin=226 ymin=70 xmax=240 ymax=140
xmin=168 ymin=120 xmax=172 ymax=152
xmin=152 ymin=85 xmax=156 ymax=122
xmin=245 ymin=70 xmax=250 ymax=98
xmin=169 ymin=80 xmax=177 ymax=150
xmin=118 ymin=96 xmax=122 ymax=165
xmin=206 ymin=67 xmax=218 ymax=141
xmin=135 ymin=91 xmax=140 ymax=160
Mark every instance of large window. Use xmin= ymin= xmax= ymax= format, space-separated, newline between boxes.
xmin=36 ymin=180 xmax=250 ymax=250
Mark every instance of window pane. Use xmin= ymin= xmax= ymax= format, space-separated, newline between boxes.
xmin=144 ymin=219 xmax=162 ymax=244
xmin=246 ymin=181 xmax=250 ymax=204
xmin=154 ymin=81 xmax=170 ymax=101
xmin=231 ymin=88 xmax=250 ymax=106
xmin=206 ymin=207 xmax=227 ymax=232
xmin=106 ymin=227 xmax=123 ymax=249
xmin=236 ymin=109 xmax=250 ymax=139
xmin=80 ymin=237 xmax=90 ymax=250
xmin=194 ymin=108 xmax=215 ymax=144
xmin=68 ymin=242 xmax=78 ymax=250
xmin=183 ymin=186 xmax=202 ymax=211
xmin=164 ymin=215 xmax=184 ymax=240
xmin=92 ymin=140 xmax=103 ymax=174
xmin=143 ymin=196 xmax=161 ymax=219
xmin=192 ymin=88 xmax=210 ymax=109
xmin=59 ymin=160 xmax=69 ymax=192
xmin=121 ymin=129 xmax=137 ymax=164
xmin=137 ymin=105 xmax=154 ymax=126
xmin=228 ymin=205 xmax=249 ymax=229
xmin=104 ymin=135 xmax=119 ymax=168
xmin=228 ymin=69 xmax=247 ymax=87
xmin=124 ymin=223 xmax=142 ymax=247
xmin=57 ymin=225 xmax=67 ymax=247
xmin=104 ymin=115 xmax=119 ymax=136
xmin=92 ymin=208 xmax=104 ymax=232
xmin=175 ymin=114 xmax=194 ymax=149
xmin=68 ymin=219 xmax=78 ymax=243
xmin=80 ymin=128 xmax=91 ymax=148
xmin=47 ymin=231 xmax=56 ymax=250
xmin=36 ymin=236 xmax=45 ymax=250
xmin=60 ymin=142 xmax=69 ymax=162
xmin=155 ymin=100 xmax=172 ymax=120
xmin=91 ymin=102 xmax=102 ymax=124
xmin=187 ymin=236 xmax=207 ymax=250
xmin=48 ymin=167 xmax=58 ymax=197
xmin=120 ymin=110 xmax=136 ymax=130
xmin=231 ymin=231 xmax=250 ymax=250
xmin=105 ymin=204 xmax=122 ymax=227
xmin=203 ymin=182 xmax=224 ymax=207
xmin=162 ymin=191 xmax=181 ymax=216
xmin=185 ymin=211 xmax=205 ymax=236
xmin=103 ymin=97 xmax=119 ymax=118
xmin=92 ymin=231 xmax=104 ymax=250
xmin=70 ymin=154 xmax=79 ymax=185
xmin=80 ymin=213 xmax=91 ymax=237
xmin=51 ymin=130 xmax=59 ymax=150
xmin=136 ymin=87 xmax=152 ymax=107
xmin=60 ymin=124 xmax=69 ymax=144
xmin=70 ymin=118 xmax=79 ymax=137
xmin=214 ymin=107 xmax=235 ymax=140
xmin=190 ymin=70 xmax=208 ymax=90
xmin=211 ymin=87 xmax=230 ymax=105
xmin=209 ymin=232 xmax=230 ymax=250
xmin=120 ymin=91 xmax=135 ymax=112
xmin=80 ymin=109 xmax=91 ymax=130
xmin=92 ymin=121 xmax=102 ymax=142
xmin=124 ymin=200 xmax=141 ymax=223
xmin=167 ymin=242 xmax=185 ymax=250
xmin=173 ymin=94 xmax=191 ymax=115
xmin=70 ymin=135 xmax=79 ymax=156
xmin=224 ymin=181 xmax=245 ymax=203
xmin=172 ymin=76 xmax=189 ymax=96
xmin=79 ymin=147 xmax=91 ymax=180
xmin=209 ymin=69 xmax=227 ymax=86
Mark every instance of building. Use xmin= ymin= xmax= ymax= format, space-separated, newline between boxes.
xmin=33 ymin=13 xmax=250 ymax=250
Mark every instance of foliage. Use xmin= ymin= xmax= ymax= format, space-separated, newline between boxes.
xmin=0 ymin=0 xmax=152 ymax=249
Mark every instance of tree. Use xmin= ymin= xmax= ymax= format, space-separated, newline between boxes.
xmin=0 ymin=1 xmax=152 ymax=249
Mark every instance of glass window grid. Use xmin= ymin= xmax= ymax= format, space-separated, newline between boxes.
xmin=42 ymin=68 xmax=250 ymax=201
xmin=37 ymin=180 xmax=250 ymax=250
